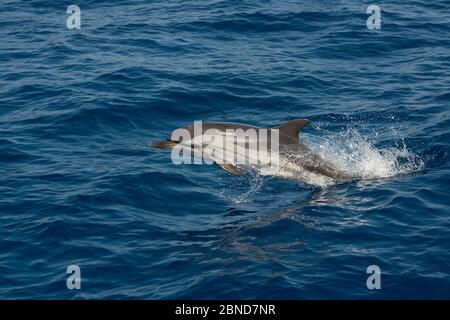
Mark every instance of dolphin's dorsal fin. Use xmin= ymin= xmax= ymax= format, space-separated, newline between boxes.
xmin=274 ymin=119 xmax=311 ymax=143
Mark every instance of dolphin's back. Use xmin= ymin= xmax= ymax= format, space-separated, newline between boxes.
xmin=185 ymin=122 xmax=260 ymax=138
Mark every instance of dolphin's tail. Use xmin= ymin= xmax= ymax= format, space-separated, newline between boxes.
xmin=151 ymin=140 xmax=178 ymax=150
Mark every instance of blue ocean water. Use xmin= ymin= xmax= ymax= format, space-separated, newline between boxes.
xmin=1 ymin=0 xmax=449 ymax=299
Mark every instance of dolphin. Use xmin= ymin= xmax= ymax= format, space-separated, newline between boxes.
xmin=152 ymin=119 xmax=354 ymax=186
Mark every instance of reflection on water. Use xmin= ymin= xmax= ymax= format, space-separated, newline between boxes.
xmin=209 ymin=183 xmax=386 ymax=266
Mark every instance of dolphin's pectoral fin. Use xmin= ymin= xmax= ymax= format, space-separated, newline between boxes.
xmin=274 ymin=119 xmax=311 ymax=143
xmin=216 ymin=163 xmax=243 ymax=176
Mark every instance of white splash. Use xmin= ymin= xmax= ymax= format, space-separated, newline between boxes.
xmin=309 ymin=128 xmax=424 ymax=181
xmin=230 ymin=169 xmax=266 ymax=204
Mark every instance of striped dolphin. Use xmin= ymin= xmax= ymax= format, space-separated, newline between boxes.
xmin=152 ymin=119 xmax=354 ymax=186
